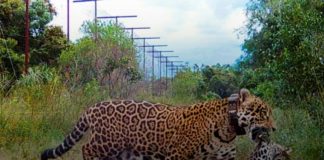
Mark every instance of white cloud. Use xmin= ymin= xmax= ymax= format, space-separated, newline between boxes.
xmin=49 ymin=0 xmax=248 ymax=65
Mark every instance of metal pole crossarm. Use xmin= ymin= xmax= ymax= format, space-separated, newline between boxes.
xmin=161 ymin=56 xmax=179 ymax=58
xmin=167 ymin=61 xmax=183 ymax=63
xmin=73 ymin=0 xmax=102 ymax=2
xmin=73 ymin=0 xmax=100 ymax=40
xmin=160 ymin=61 xmax=177 ymax=63
xmin=167 ymin=67 xmax=183 ymax=69
xmin=133 ymin=37 xmax=160 ymax=40
xmin=147 ymin=50 xmax=173 ymax=53
xmin=153 ymin=56 xmax=164 ymax=58
xmin=160 ymin=50 xmax=174 ymax=52
xmin=123 ymin=27 xmax=151 ymax=42
xmin=167 ymin=65 xmax=183 ymax=67
xmin=168 ymin=68 xmax=181 ymax=70
xmin=97 ymin=15 xmax=137 ymax=19
xmin=138 ymin=45 xmax=167 ymax=47
xmin=138 ymin=38 xmax=161 ymax=79
xmin=168 ymin=67 xmax=185 ymax=69
xmin=97 ymin=15 xmax=137 ymax=25
xmin=167 ymin=64 xmax=184 ymax=67
xmin=123 ymin=27 xmax=151 ymax=30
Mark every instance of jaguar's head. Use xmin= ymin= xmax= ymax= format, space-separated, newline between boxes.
xmin=230 ymin=89 xmax=276 ymax=140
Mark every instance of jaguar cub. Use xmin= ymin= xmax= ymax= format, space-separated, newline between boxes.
xmin=250 ymin=131 xmax=291 ymax=160
xmin=41 ymin=89 xmax=275 ymax=160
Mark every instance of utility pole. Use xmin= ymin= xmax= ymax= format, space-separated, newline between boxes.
xmin=161 ymin=56 xmax=178 ymax=91
xmin=24 ymin=0 xmax=30 ymax=74
xmin=134 ymin=37 xmax=161 ymax=79
xmin=146 ymin=45 xmax=168 ymax=95
xmin=122 ymin=28 xmax=151 ymax=68
xmin=123 ymin=27 xmax=150 ymax=42
xmin=152 ymin=51 xmax=174 ymax=95
xmin=168 ymin=65 xmax=185 ymax=75
xmin=144 ymin=45 xmax=168 ymax=79
xmin=67 ymin=0 xmax=70 ymax=42
xmin=167 ymin=61 xmax=183 ymax=80
xmin=73 ymin=0 xmax=100 ymax=40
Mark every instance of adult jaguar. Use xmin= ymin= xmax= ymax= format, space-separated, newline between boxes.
xmin=41 ymin=89 xmax=276 ymax=160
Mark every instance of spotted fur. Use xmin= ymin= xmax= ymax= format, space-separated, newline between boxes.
xmin=41 ymin=89 xmax=275 ymax=160
xmin=250 ymin=129 xmax=291 ymax=160
xmin=250 ymin=142 xmax=291 ymax=160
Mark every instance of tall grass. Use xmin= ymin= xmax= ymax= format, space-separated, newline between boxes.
xmin=236 ymin=107 xmax=324 ymax=159
xmin=0 ymin=67 xmax=323 ymax=159
xmin=0 ymin=67 xmax=108 ymax=159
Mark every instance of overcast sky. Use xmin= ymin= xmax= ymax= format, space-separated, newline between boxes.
xmin=49 ymin=0 xmax=248 ymax=66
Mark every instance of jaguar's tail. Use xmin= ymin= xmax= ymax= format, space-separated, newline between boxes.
xmin=41 ymin=113 xmax=89 ymax=160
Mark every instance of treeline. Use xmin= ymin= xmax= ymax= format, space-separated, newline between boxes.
xmin=241 ymin=0 xmax=323 ymax=98
xmin=0 ymin=0 xmax=143 ymax=98
xmin=241 ymin=0 xmax=323 ymax=129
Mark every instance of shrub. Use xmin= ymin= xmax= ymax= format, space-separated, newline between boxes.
xmin=59 ymin=21 xmax=140 ymax=98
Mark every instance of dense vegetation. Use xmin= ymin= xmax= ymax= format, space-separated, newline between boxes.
xmin=0 ymin=0 xmax=323 ymax=159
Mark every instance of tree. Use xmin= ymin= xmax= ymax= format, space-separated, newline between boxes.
xmin=197 ymin=65 xmax=240 ymax=99
xmin=60 ymin=21 xmax=140 ymax=98
xmin=0 ymin=0 xmax=25 ymax=41
xmin=0 ymin=38 xmax=23 ymax=76
xmin=0 ymin=0 xmax=66 ymax=76
xmin=241 ymin=0 xmax=324 ymax=97
xmin=171 ymin=68 xmax=203 ymax=100
xmin=0 ymin=0 xmax=25 ymax=74
xmin=30 ymin=26 xmax=68 ymax=65
xmin=29 ymin=0 xmax=55 ymax=37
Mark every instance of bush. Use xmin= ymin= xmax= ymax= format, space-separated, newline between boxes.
xmin=198 ymin=65 xmax=240 ymax=99
xmin=59 ymin=21 xmax=140 ymax=98
xmin=169 ymin=69 xmax=202 ymax=103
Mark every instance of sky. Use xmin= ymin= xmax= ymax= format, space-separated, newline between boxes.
xmin=49 ymin=0 xmax=248 ymax=66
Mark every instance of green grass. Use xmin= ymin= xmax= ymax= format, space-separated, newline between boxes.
xmin=0 ymin=76 xmax=109 ymax=159
xmin=271 ymin=108 xmax=324 ymax=159
xmin=0 ymin=81 xmax=323 ymax=159
xmin=236 ymin=107 xmax=324 ymax=159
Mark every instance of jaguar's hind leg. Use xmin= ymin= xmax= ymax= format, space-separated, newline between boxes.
xmin=82 ymin=144 xmax=98 ymax=160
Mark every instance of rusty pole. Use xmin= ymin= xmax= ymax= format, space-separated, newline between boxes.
xmin=67 ymin=0 xmax=70 ymax=42
xmin=24 ymin=0 xmax=30 ymax=74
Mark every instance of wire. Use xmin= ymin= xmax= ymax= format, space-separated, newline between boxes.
xmin=0 ymin=22 xmax=18 ymax=78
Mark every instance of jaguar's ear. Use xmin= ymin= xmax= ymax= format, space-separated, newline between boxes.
xmin=230 ymin=93 xmax=239 ymax=98
xmin=228 ymin=93 xmax=239 ymax=102
xmin=240 ymin=88 xmax=250 ymax=102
